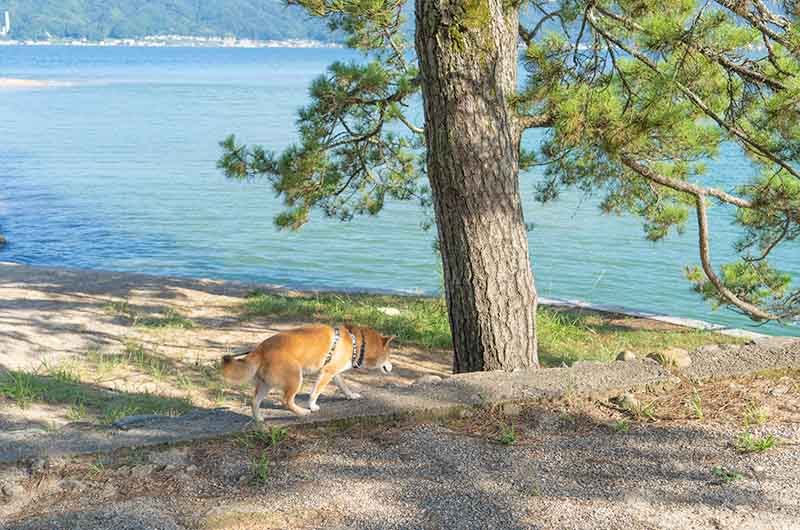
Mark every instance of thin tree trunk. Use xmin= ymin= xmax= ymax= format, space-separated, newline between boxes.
xmin=415 ymin=0 xmax=538 ymax=372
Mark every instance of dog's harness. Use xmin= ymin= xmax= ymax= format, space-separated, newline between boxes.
xmin=323 ymin=326 xmax=341 ymax=366
xmin=323 ymin=325 xmax=366 ymax=369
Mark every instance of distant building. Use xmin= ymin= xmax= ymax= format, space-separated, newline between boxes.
xmin=0 ymin=11 xmax=10 ymax=36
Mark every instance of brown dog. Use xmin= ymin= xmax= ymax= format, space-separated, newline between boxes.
xmin=222 ymin=324 xmax=394 ymax=419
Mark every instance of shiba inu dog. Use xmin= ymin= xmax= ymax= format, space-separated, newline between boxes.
xmin=222 ymin=324 xmax=395 ymax=419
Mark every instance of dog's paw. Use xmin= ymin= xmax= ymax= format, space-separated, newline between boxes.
xmin=309 ymin=402 xmax=320 ymax=412
xmin=346 ymin=393 xmax=363 ymax=400
xmin=293 ymin=407 xmax=312 ymax=417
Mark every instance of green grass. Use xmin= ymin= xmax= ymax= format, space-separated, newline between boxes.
xmin=743 ymin=402 xmax=769 ymax=427
xmin=690 ymin=392 xmax=704 ymax=420
xmin=734 ymin=432 xmax=778 ymax=454
xmin=104 ymin=300 xmax=136 ymax=320
xmin=242 ymin=291 xmax=452 ymax=350
xmin=712 ymin=466 xmax=744 ymax=484
xmin=251 ymin=452 xmax=270 ymax=485
xmin=136 ymin=308 xmax=196 ymax=330
xmin=0 ymin=368 xmax=192 ymax=423
xmin=612 ymin=419 xmax=631 ymax=433
xmin=105 ymin=300 xmax=195 ymax=330
xmin=239 ymin=291 xmax=743 ymax=367
xmin=498 ymin=423 xmax=518 ymax=445
xmin=237 ymin=427 xmax=290 ymax=449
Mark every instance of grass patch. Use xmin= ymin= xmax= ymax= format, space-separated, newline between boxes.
xmin=743 ymin=402 xmax=769 ymax=427
xmin=734 ymin=432 xmax=778 ymax=454
xmin=136 ymin=308 xmax=195 ymax=330
xmin=0 ymin=368 xmax=192 ymax=423
xmin=239 ymin=292 xmax=742 ymax=367
xmin=243 ymin=291 xmax=451 ymax=350
xmin=612 ymin=419 xmax=631 ymax=433
xmin=690 ymin=392 xmax=704 ymax=421
xmin=104 ymin=300 xmax=136 ymax=320
xmin=712 ymin=466 xmax=744 ymax=484
xmin=498 ymin=423 xmax=518 ymax=445
xmin=536 ymin=309 xmax=743 ymax=366
xmin=252 ymin=451 xmax=270 ymax=484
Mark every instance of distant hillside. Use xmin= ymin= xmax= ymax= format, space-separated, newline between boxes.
xmin=1 ymin=2 xmax=545 ymax=44
xmin=0 ymin=0 xmax=338 ymax=41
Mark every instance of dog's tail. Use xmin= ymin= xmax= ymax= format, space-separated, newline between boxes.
xmin=221 ymin=351 xmax=258 ymax=384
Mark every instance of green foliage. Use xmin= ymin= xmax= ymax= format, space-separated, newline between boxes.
xmin=734 ymin=432 xmax=778 ymax=454
xmin=690 ymin=391 xmax=703 ymax=420
xmin=219 ymin=0 xmax=800 ymax=324
xmin=252 ymin=452 xmax=270 ymax=485
xmin=612 ymin=419 xmax=630 ymax=433
xmin=136 ymin=308 xmax=196 ymax=330
xmin=522 ymin=0 xmax=800 ymax=322
xmin=711 ymin=465 xmax=744 ymax=484
xmin=0 ymin=367 xmax=192 ymax=421
xmin=2 ymin=0 xmax=336 ymax=41
xmin=498 ymin=422 xmax=518 ymax=445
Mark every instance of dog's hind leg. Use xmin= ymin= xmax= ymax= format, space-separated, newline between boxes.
xmin=252 ymin=379 xmax=270 ymax=422
xmin=333 ymin=374 xmax=362 ymax=400
xmin=281 ymin=366 xmax=310 ymax=417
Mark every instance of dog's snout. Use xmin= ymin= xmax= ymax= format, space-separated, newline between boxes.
xmin=381 ymin=362 xmax=393 ymax=374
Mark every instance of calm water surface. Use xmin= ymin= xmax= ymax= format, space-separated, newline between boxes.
xmin=0 ymin=46 xmax=797 ymax=336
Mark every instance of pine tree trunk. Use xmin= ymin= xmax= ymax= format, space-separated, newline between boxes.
xmin=415 ymin=0 xmax=539 ymax=372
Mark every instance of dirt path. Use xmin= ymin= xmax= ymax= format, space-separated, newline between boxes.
xmin=2 ymin=370 xmax=798 ymax=530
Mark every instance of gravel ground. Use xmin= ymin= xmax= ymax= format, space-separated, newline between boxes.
xmin=2 ymin=371 xmax=799 ymax=530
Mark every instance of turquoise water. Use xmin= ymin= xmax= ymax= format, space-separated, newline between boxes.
xmin=0 ymin=46 xmax=797 ymax=336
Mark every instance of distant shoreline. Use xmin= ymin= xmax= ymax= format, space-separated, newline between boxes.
xmin=0 ymin=261 xmax=780 ymax=340
xmin=0 ymin=77 xmax=53 ymax=88
xmin=0 ymin=35 xmax=342 ymax=49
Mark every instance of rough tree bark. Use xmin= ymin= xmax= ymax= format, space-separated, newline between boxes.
xmin=415 ymin=0 xmax=538 ymax=372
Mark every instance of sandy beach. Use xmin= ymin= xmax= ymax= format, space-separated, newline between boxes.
xmin=0 ymin=78 xmax=52 ymax=88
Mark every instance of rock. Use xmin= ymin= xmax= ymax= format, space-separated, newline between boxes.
xmin=616 ymin=393 xmax=641 ymax=413
xmin=2 ymin=483 xmax=25 ymax=498
xmin=697 ymin=344 xmax=721 ymax=354
xmin=616 ymin=350 xmax=637 ymax=361
xmin=413 ymin=374 xmax=442 ymax=385
xmin=0 ymin=235 xmax=6 ymax=247
xmin=100 ymin=483 xmax=118 ymax=498
xmin=59 ymin=479 xmax=86 ymax=491
xmin=377 ymin=307 xmax=402 ymax=317
xmin=129 ymin=464 xmax=157 ymax=477
xmin=29 ymin=458 xmax=50 ymax=475
xmin=185 ymin=465 xmax=198 ymax=474
xmin=770 ymin=386 xmax=790 ymax=397
xmin=149 ymin=448 xmax=188 ymax=467
xmin=501 ymin=403 xmax=523 ymax=416
xmin=647 ymin=348 xmax=691 ymax=369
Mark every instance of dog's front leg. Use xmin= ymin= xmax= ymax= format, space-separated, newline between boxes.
xmin=333 ymin=374 xmax=362 ymax=400
xmin=307 ymin=369 xmax=336 ymax=412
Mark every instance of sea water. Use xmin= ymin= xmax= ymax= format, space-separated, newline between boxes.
xmin=0 ymin=45 xmax=797 ymax=336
